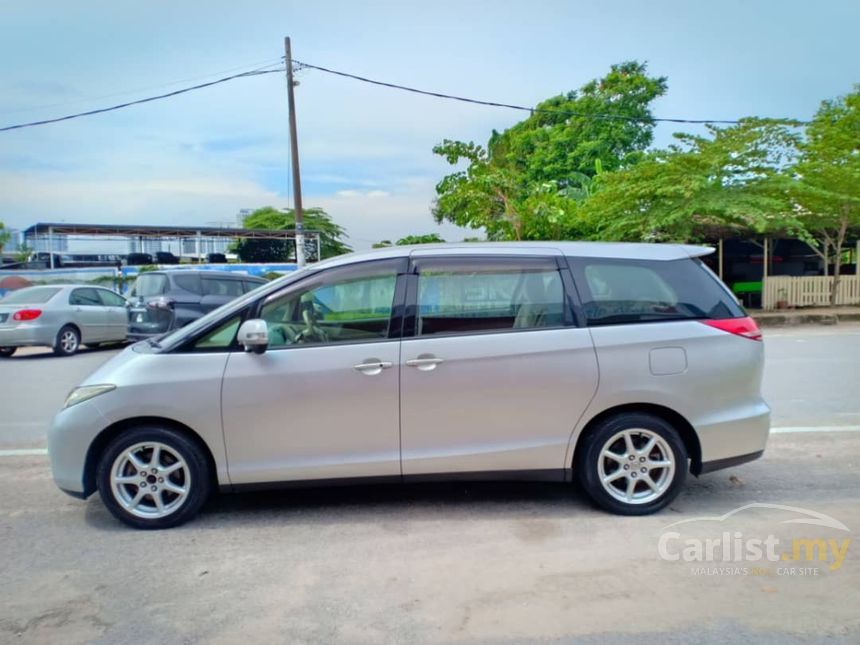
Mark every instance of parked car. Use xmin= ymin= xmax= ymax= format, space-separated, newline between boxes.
xmin=48 ymin=242 xmax=770 ymax=529
xmin=155 ymin=251 xmax=180 ymax=265
xmin=126 ymin=253 xmax=154 ymax=266
xmin=126 ymin=270 xmax=267 ymax=340
xmin=0 ymin=285 xmax=128 ymax=357
xmin=206 ymin=253 xmax=228 ymax=264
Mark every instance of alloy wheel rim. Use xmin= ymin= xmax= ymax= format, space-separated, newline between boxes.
xmin=597 ymin=428 xmax=675 ymax=505
xmin=60 ymin=331 xmax=78 ymax=353
xmin=110 ymin=442 xmax=191 ymax=519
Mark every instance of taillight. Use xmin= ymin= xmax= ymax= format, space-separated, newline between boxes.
xmin=700 ymin=316 xmax=762 ymax=341
xmin=12 ymin=309 xmax=42 ymax=322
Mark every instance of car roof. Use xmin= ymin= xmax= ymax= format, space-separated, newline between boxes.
xmin=147 ymin=270 xmax=260 ymax=279
xmin=312 ymin=241 xmax=714 ymax=271
xmin=14 ymin=284 xmax=110 ymax=290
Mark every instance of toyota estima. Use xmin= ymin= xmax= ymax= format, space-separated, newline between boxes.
xmin=48 ymin=243 xmax=770 ymax=529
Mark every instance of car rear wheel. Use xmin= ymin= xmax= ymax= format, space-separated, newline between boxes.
xmin=53 ymin=325 xmax=80 ymax=356
xmin=577 ymin=412 xmax=687 ymax=515
xmin=96 ymin=426 xmax=212 ymax=529
xmin=0 ymin=347 xmax=16 ymax=357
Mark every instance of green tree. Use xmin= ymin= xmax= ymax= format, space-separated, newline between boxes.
xmin=0 ymin=221 xmax=10 ymax=254
xmin=234 ymin=207 xmax=351 ymax=262
xmin=789 ymin=88 xmax=860 ymax=304
xmin=580 ymin=118 xmax=802 ymax=242
xmin=372 ymin=240 xmax=393 ymax=248
xmin=15 ymin=243 xmax=32 ymax=264
xmin=395 ymin=233 xmax=445 ymax=245
xmin=432 ymin=62 xmax=667 ymax=240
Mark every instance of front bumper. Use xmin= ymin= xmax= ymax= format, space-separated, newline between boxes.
xmin=47 ymin=398 xmax=110 ymax=497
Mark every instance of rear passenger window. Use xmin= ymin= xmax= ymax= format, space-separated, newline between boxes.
xmin=172 ymin=274 xmax=202 ymax=294
xmin=97 ymin=290 xmax=127 ymax=307
xmin=570 ymin=258 xmax=744 ymax=326
xmin=69 ymin=288 xmax=102 ymax=306
xmin=415 ymin=258 xmax=567 ymax=336
xmin=203 ymin=278 xmax=243 ymax=297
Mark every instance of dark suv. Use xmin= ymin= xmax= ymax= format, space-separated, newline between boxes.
xmin=127 ymin=270 xmax=267 ymax=340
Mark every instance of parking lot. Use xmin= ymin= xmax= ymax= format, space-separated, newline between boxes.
xmin=1 ymin=326 xmax=859 ymax=643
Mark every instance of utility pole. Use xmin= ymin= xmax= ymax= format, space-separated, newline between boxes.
xmin=284 ymin=36 xmax=306 ymax=267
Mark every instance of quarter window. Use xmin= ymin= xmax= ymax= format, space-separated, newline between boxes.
xmin=570 ymin=258 xmax=745 ymax=325
xmin=193 ymin=314 xmax=244 ymax=350
xmin=415 ymin=259 xmax=566 ymax=336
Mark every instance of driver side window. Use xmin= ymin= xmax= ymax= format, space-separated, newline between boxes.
xmin=260 ymin=267 xmax=398 ymax=348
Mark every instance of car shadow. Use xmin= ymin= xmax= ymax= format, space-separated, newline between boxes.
xmin=81 ymin=470 xmax=770 ymax=532
xmin=5 ymin=342 xmax=128 ymax=361
xmin=83 ymin=480 xmax=601 ymax=532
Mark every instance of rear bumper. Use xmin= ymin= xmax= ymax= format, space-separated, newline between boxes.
xmin=694 ymin=399 xmax=770 ymax=472
xmin=699 ymin=449 xmax=764 ymax=474
xmin=0 ymin=323 xmax=56 ymax=347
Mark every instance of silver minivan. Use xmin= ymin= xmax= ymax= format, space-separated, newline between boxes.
xmin=48 ymin=243 xmax=770 ymax=529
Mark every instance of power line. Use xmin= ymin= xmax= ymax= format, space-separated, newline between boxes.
xmin=0 ymin=56 xmax=808 ymax=134
xmin=293 ymin=59 xmax=808 ymax=126
xmin=0 ymin=58 xmax=284 ymax=117
xmin=0 ymin=67 xmax=285 ymax=133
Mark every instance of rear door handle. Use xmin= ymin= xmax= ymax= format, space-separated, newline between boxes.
xmin=353 ymin=360 xmax=393 ymax=375
xmin=405 ymin=356 xmax=444 ymax=371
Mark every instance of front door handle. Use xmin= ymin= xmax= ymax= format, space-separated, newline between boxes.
xmin=405 ymin=356 xmax=444 ymax=371
xmin=353 ymin=360 xmax=393 ymax=375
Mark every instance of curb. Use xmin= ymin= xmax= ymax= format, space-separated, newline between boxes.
xmin=754 ymin=312 xmax=860 ymax=327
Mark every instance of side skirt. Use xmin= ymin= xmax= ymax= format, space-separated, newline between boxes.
xmin=222 ymin=468 xmax=568 ymax=494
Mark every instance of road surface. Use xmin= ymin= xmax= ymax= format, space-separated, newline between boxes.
xmin=1 ymin=327 xmax=858 ymax=643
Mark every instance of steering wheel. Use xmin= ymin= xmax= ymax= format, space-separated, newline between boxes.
xmin=299 ymin=306 xmax=329 ymax=343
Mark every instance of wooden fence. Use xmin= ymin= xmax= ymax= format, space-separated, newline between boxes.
xmin=762 ymin=275 xmax=860 ymax=310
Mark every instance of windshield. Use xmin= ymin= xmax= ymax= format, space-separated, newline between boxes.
xmin=131 ymin=274 xmax=168 ymax=298
xmin=0 ymin=286 xmax=61 ymax=304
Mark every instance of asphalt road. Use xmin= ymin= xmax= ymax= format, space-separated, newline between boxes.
xmin=1 ymin=327 xmax=859 ymax=643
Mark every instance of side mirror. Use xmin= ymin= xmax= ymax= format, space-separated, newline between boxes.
xmin=146 ymin=296 xmax=175 ymax=310
xmin=237 ymin=319 xmax=269 ymax=354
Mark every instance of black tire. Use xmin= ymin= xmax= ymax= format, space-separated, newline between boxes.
xmin=577 ymin=412 xmax=687 ymax=516
xmin=0 ymin=347 xmax=16 ymax=357
xmin=96 ymin=426 xmax=212 ymax=529
xmin=53 ymin=325 xmax=80 ymax=356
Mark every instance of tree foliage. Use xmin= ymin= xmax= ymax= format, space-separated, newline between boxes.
xmin=395 ymin=233 xmax=445 ymax=245
xmin=788 ymin=87 xmax=860 ymax=302
xmin=581 ymin=119 xmax=802 ymax=241
xmin=234 ymin=206 xmax=351 ymax=262
xmin=0 ymin=221 xmax=10 ymax=254
xmin=432 ymin=61 xmax=666 ymax=240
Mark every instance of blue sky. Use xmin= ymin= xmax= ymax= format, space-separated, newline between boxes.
xmin=1 ymin=0 xmax=858 ymax=250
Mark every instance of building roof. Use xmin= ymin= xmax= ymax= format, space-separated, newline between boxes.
xmin=22 ymin=222 xmax=317 ymax=240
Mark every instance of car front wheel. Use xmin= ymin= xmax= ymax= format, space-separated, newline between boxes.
xmin=577 ymin=412 xmax=687 ymax=515
xmin=96 ymin=426 xmax=211 ymax=529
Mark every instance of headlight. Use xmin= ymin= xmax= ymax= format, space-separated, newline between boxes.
xmin=64 ymin=384 xmax=116 ymax=409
